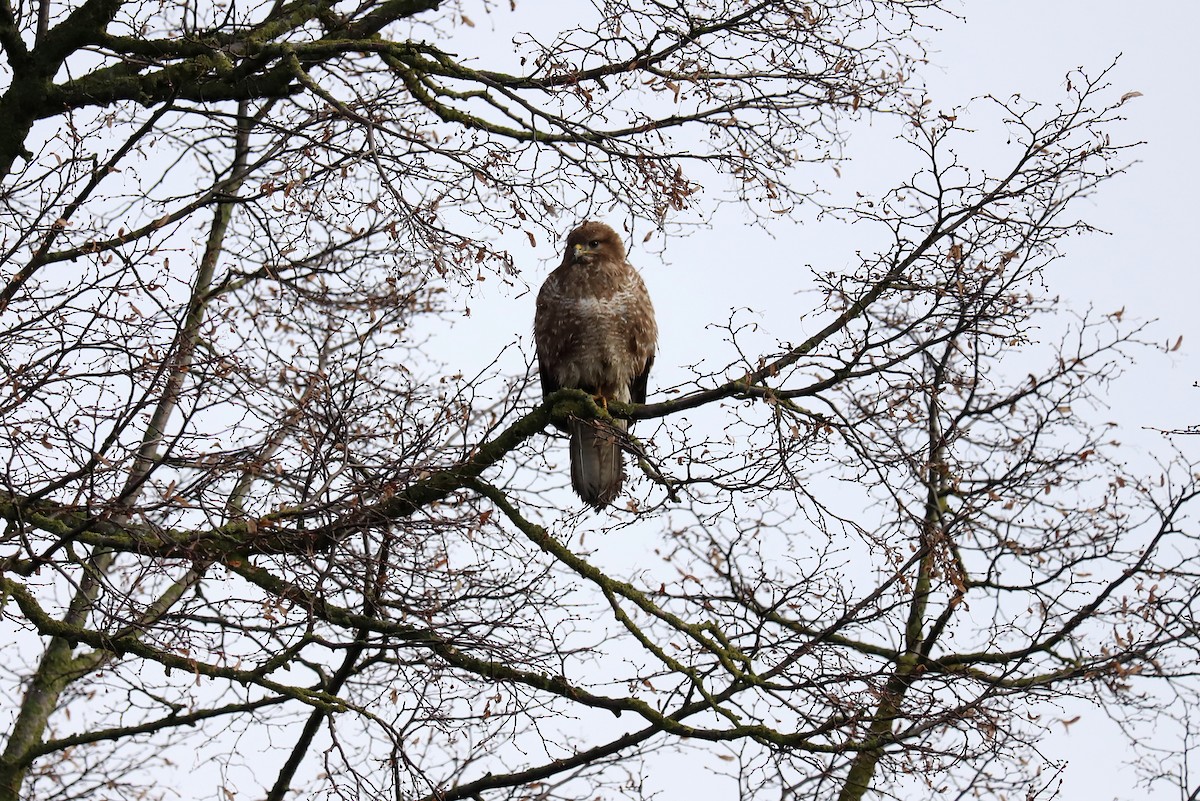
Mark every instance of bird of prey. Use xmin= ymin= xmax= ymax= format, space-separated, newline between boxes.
xmin=534 ymin=221 xmax=658 ymax=508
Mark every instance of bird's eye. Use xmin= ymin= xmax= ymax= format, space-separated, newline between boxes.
xmin=588 ymin=240 xmax=600 ymax=248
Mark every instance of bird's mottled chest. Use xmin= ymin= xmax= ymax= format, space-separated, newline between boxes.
xmin=538 ymin=262 xmax=639 ymax=331
xmin=552 ymin=284 xmax=638 ymax=327
xmin=539 ymin=271 xmax=641 ymax=353
xmin=535 ymin=262 xmax=652 ymax=393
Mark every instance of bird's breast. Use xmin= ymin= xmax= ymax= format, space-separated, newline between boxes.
xmin=550 ymin=290 xmax=643 ymax=398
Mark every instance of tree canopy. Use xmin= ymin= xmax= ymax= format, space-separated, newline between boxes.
xmin=1 ymin=2 xmax=1198 ymax=800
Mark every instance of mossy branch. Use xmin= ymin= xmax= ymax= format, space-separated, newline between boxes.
xmin=0 ymin=575 xmax=354 ymax=709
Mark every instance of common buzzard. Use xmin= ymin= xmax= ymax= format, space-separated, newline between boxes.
xmin=534 ymin=221 xmax=657 ymax=508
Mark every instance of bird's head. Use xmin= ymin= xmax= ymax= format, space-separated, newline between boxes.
xmin=563 ymin=221 xmax=625 ymax=267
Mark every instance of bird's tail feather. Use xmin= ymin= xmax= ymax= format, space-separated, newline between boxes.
xmin=568 ymin=417 xmax=626 ymax=508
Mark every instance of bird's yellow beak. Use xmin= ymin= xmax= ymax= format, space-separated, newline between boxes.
xmin=573 ymin=243 xmax=587 ymax=258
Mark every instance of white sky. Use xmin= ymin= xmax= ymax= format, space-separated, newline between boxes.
xmin=430 ymin=2 xmax=1200 ymax=798
xmin=447 ymin=0 xmax=1200 ymax=427
xmin=926 ymin=5 xmax=1200 ymax=796
xmin=927 ymin=1 xmax=1200 ymax=437
xmin=3 ymin=3 xmax=1195 ymax=800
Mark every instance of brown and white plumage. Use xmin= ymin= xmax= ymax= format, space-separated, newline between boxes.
xmin=534 ymin=221 xmax=657 ymax=508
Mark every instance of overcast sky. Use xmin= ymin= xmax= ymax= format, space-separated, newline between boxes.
xmin=445 ymin=0 xmax=1200 ymax=431
xmin=928 ymin=4 xmax=1200 ymax=796
xmin=428 ymin=2 xmax=1200 ymax=798
xmin=929 ymin=1 xmax=1200 ymax=436
xmin=144 ymin=1 xmax=1197 ymax=797
xmin=2 ymin=3 xmax=1193 ymax=800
